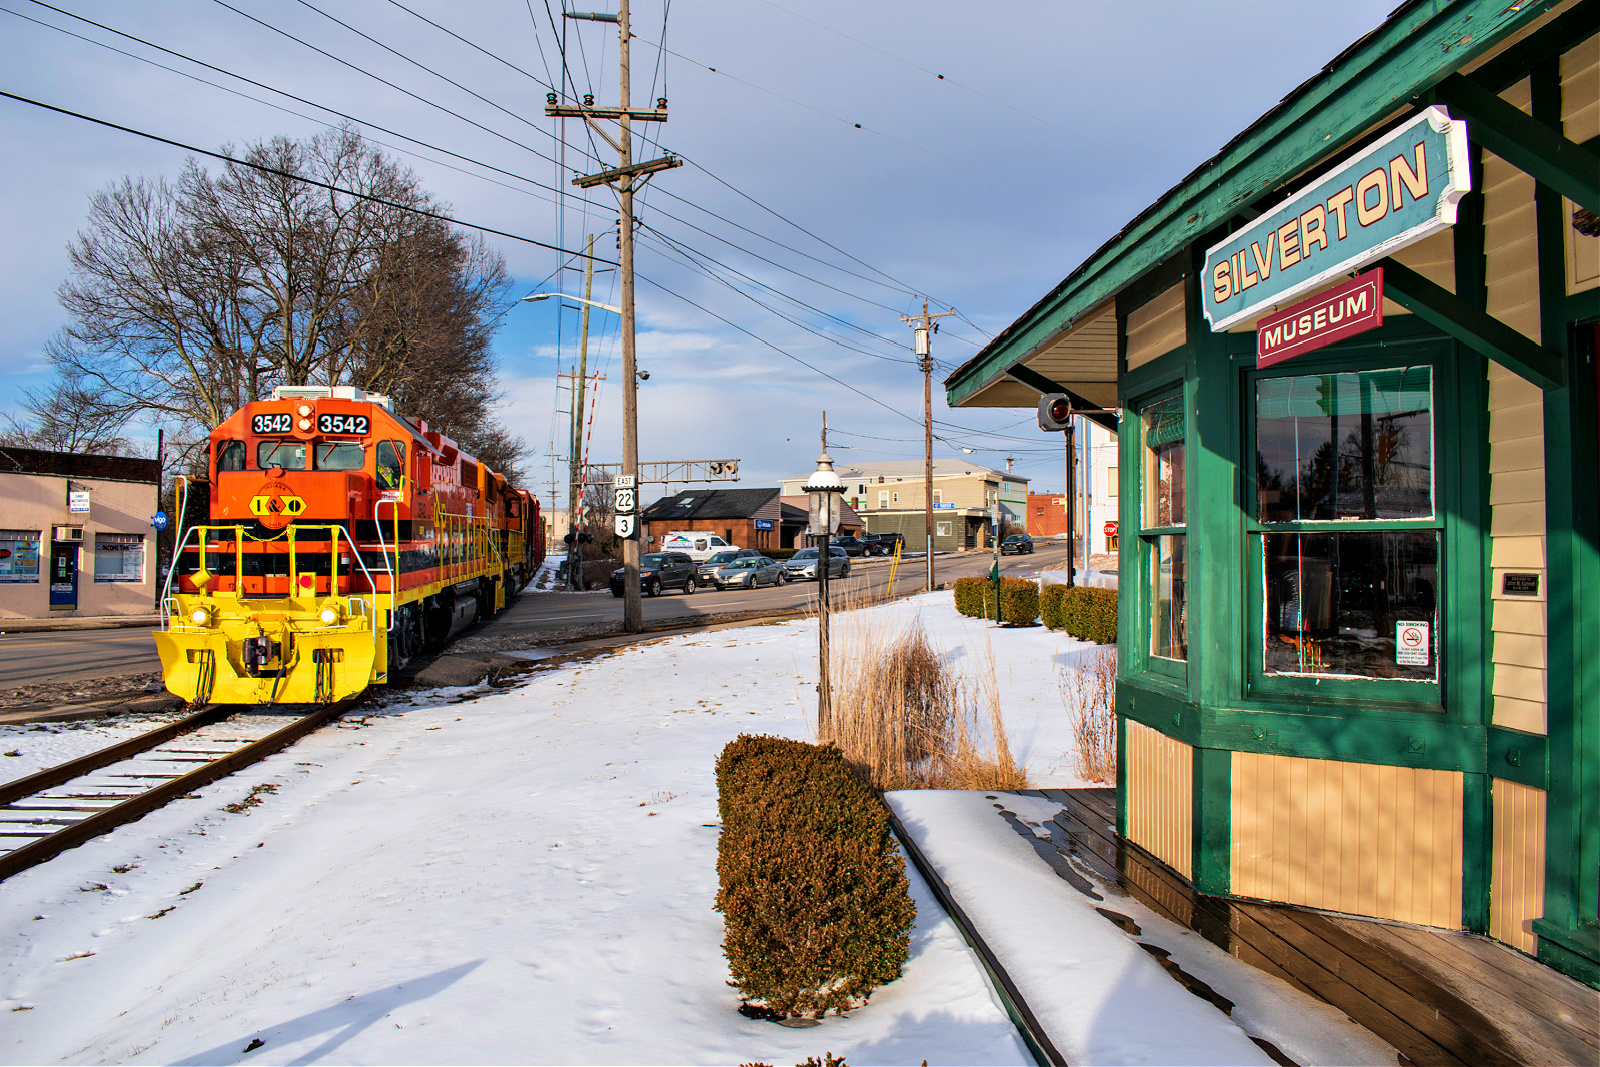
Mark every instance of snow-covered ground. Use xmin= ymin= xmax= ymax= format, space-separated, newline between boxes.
xmin=1 ymin=591 xmax=1391 ymax=1065
xmin=0 ymin=711 xmax=194 ymax=788
xmin=2 ymin=596 xmax=1049 ymax=1066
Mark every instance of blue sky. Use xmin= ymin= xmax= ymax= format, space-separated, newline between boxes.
xmin=0 ymin=0 xmax=1399 ymax=501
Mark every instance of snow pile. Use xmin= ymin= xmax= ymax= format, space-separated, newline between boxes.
xmin=0 ymin=710 xmax=193 ymax=788
xmin=1 ymin=609 xmax=1030 ymax=1065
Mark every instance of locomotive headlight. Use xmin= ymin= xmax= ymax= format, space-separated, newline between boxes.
xmin=297 ymin=418 xmax=312 ymax=430
xmin=297 ymin=404 xmax=312 ymax=416
xmin=320 ymin=607 xmax=338 ymax=624
xmin=190 ymin=607 xmax=209 ymax=626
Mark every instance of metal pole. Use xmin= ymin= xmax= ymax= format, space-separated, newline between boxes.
xmin=1065 ymin=423 xmax=1076 ymax=587
xmin=568 ymin=235 xmax=596 ymax=591
xmin=923 ymin=308 xmax=934 ymax=592
xmin=154 ymin=426 xmax=163 ymax=610
xmin=1081 ymin=417 xmax=1091 ymax=581
xmin=617 ymin=0 xmax=642 ymax=633
xmin=817 ymin=416 xmax=831 ymax=733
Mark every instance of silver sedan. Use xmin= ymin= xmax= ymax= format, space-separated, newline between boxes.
xmin=707 ymin=556 xmax=787 ymax=590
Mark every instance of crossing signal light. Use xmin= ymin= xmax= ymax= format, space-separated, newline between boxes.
xmin=1037 ymin=394 xmax=1072 ymax=432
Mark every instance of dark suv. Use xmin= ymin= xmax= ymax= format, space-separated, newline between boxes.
xmin=863 ymin=532 xmax=904 ymax=555
xmin=830 ymin=535 xmax=875 ymax=557
xmin=610 ymin=552 xmax=699 ymax=597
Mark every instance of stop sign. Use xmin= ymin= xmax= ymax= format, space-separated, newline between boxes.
xmin=1103 ymin=521 xmax=1118 ymax=537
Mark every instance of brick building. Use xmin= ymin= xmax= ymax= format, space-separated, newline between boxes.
xmin=642 ymin=488 xmax=861 ymax=553
xmin=0 ymin=447 xmax=160 ymax=618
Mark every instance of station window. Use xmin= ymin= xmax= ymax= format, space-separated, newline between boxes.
xmin=258 ymin=440 xmax=306 ymax=470
xmin=1140 ymin=390 xmax=1186 ymax=663
xmin=216 ymin=440 xmax=246 ymax=472
xmin=1251 ymin=366 xmax=1437 ymax=682
xmin=315 ymin=442 xmax=365 ymax=471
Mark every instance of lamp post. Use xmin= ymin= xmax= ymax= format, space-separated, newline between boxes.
xmin=802 ymin=416 xmax=844 ymax=733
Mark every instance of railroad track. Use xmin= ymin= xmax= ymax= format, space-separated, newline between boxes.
xmin=0 ymin=698 xmax=357 ymax=883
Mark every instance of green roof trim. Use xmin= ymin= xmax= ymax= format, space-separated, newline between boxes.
xmin=944 ymin=0 xmax=1569 ymax=409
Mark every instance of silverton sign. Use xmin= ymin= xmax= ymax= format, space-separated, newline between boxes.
xmin=1256 ymin=269 xmax=1384 ymax=368
xmin=1204 ymin=106 xmax=1469 ymax=332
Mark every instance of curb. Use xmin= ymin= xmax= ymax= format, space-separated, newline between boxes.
xmin=0 ymin=616 xmax=161 ymax=635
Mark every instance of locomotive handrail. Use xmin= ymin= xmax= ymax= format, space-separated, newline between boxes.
xmin=373 ymin=484 xmax=401 ymax=633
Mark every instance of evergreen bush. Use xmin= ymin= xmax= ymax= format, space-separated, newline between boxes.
xmin=1040 ymin=583 xmax=1068 ymax=630
xmin=762 ymin=548 xmax=800 ymax=560
xmin=997 ymin=576 xmax=1039 ymax=626
xmin=952 ymin=576 xmax=989 ymax=618
xmin=1058 ymin=587 xmax=1118 ymax=643
xmin=715 ymin=735 xmax=915 ymax=1019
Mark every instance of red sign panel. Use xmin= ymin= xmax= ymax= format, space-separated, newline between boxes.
xmin=1255 ymin=268 xmax=1383 ymax=369
xmin=1103 ymin=522 xmax=1117 ymax=537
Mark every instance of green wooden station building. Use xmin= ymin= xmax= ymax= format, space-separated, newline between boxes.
xmin=945 ymin=0 xmax=1598 ymax=986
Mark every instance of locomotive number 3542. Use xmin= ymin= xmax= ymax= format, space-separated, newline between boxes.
xmin=317 ymin=414 xmax=369 ymax=435
xmin=251 ymin=413 xmax=293 ymax=434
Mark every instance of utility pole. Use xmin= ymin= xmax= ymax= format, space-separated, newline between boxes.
xmin=1065 ymin=424 xmax=1076 ymax=586
xmin=552 ymin=5 xmax=680 ymax=633
xmin=902 ymin=301 xmax=954 ymax=592
xmin=566 ymin=235 xmax=596 ymax=591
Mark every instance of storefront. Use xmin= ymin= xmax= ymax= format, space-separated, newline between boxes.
xmin=0 ymin=447 xmax=160 ymax=619
xmin=945 ymin=0 xmax=1597 ymax=985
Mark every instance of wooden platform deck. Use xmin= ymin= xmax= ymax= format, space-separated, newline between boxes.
xmin=1021 ymin=788 xmax=1599 ymax=1067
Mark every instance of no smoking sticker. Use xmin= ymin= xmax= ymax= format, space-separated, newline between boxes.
xmin=1395 ymin=620 xmax=1430 ymax=666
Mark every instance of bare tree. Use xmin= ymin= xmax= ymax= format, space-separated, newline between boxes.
xmin=0 ymin=376 xmax=137 ymax=455
xmin=42 ymin=125 xmax=524 ymax=474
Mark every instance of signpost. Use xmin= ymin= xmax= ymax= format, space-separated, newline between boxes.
xmin=1204 ymin=106 xmax=1469 ymax=332
xmin=613 ymin=475 xmax=638 ymax=540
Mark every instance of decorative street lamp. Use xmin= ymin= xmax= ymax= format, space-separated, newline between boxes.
xmin=802 ymin=414 xmax=845 ymax=732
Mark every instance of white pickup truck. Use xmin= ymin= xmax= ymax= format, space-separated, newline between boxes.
xmin=657 ymin=531 xmax=741 ymax=561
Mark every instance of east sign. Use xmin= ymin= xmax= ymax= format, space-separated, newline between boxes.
xmin=1203 ymin=106 xmax=1470 ymax=332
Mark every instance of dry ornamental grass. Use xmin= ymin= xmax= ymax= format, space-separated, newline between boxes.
xmin=820 ymin=607 xmax=1025 ymax=792
xmin=1060 ymin=647 xmax=1117 ymax=783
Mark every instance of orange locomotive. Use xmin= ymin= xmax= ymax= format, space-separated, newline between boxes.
xmin=154 ymin=385 xmax=543 ymax=704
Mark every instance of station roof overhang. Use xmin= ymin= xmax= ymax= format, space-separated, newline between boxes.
xmin=944 ymin=0 xmax=1594 ymax=415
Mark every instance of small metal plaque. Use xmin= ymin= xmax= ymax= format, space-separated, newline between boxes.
xmin=1502 ymin=572 xmax=1540 ymax=596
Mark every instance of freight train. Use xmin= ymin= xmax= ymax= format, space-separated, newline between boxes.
xmin=154 ymin=385 xmax=543 ymax=704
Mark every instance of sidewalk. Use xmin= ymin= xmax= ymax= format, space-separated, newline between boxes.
xmin=0 ymin=614 xmax=161 ymax=635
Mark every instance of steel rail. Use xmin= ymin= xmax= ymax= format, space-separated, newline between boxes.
xmin=0 ymin=698 xmax=356 ymax=883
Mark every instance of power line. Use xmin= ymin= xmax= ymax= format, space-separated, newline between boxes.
xmin=0 ymin=88 xmax=613 ymax=262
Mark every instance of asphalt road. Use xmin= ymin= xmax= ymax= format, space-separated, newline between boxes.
xmin=0 ymin=545 xmax=1074 ymax=687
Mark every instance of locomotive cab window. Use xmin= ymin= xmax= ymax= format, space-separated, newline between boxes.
xmin=258 ymin=439 xmax=306 ymax=470
xmin=376 ymin=441 xmax=405 ymax=488
xmin=315 ymin=441 xmax=365 ymax=471
xmin=216 ymin=440 xmax=246 ymax=472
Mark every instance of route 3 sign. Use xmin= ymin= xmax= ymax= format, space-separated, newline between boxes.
xmin=615 ymin=513 xmax=637 ymax=539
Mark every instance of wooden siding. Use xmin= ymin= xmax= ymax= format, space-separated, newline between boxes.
xmin=1488 ymin=360 xmax=1548 ymax=734
xmin=1023 ymin=300 xmax=1120 ymax=409
xmin=1125 ymin=719 xmax=1192 ymax=878
xmin=1482 ymin=78 xmax=1542 ymax=342
xmin=1490 ymin=777 xmax=1547 ymax=954
xmin=1124 ymin=283 xmax=1185 ymax=370
xmin=1562 ymin=35 xmax=1600 ymax=294
xmin=1231 ymin=752 xmax=1464 ymax=929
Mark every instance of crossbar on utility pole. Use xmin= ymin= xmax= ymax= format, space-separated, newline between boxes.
xmin=902 ymin=302 xmax=955 ymax=592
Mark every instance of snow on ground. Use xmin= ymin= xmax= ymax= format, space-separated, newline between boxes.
xmin=0 ymin=711 xmax=194 ymax=788
xmin=1 ymin=596 xmax=1043 ymax=1066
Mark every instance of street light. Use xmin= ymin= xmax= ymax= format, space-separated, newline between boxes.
xmin=802 ymin=426 xmax=845 ymax=733
xmin=521 ymin=292 xmax=623 ymax=314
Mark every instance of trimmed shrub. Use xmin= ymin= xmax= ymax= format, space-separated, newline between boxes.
xmin=761 ymin=548 xmax=800 ymax=560
xmin=1040 ymin=583 xmax=1068 ymax=631
xmin=952 ymin=576 xmax=990 ymax=618
xmin=1058 ymin=586 xmax=1118 ymax=643
xmin=715 ymin=735 xmax=916 ymax=1019
xmin=997 ymin=576 xmax=1039 ymax=626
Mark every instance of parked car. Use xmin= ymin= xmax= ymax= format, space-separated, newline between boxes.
xmin=697 ymin=548 xmax=759 ymax=583
xmin=1000 ymin=533 xmax=1035 ymax=555
xmin=782 ymin=546 xmax=850 ymax=580
xmin=863 ymin=532 xmax=904 ymax=554
xmin=830 ymin=535 xmax=875 ymax=557
xmin=610 ymin=552 xmax=698 ymax=597
xmin=657 ymin=531 xmax=740 ymax=562
xmin=707 ymin=556 xmax=786 ymax=590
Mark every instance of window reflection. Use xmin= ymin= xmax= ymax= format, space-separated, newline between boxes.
xmin=1152 ymin=535 xmax=1187 ymax=661
xmin=257 ymin=440 xmax=306 ymax=470
xmin=1143 ymin=393 xmax=1186 ymax=526
xmin=1256 ymin=368 xmax=1431 ymax=522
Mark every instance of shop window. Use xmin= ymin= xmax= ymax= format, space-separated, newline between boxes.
xmin=1141 ymin=391 xmax=1186 ymax=663
xmin=94 ymin=533 xmax=145 ymax=583
xmin=315 ymin=442 xmax=365 ymax=471
xmin=936 ymin=522 xmax=952 ymax=537
xmin=216 ymin=440 xmax=246 ymax=472
xmin=1106 ymin=466 xmax=1118 ymax=497
xmin=377 ymin=441 xmax=405 ymax=489
xmin=1252 ymin=366 xmax=1437 ymax=684
xmin=933 ymin=489 xmax=942 ymax=504
xmin=258 ymin=440 xmax=306 ymax=470
xmin=0 ymin=529 xmax=41 ymax=583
